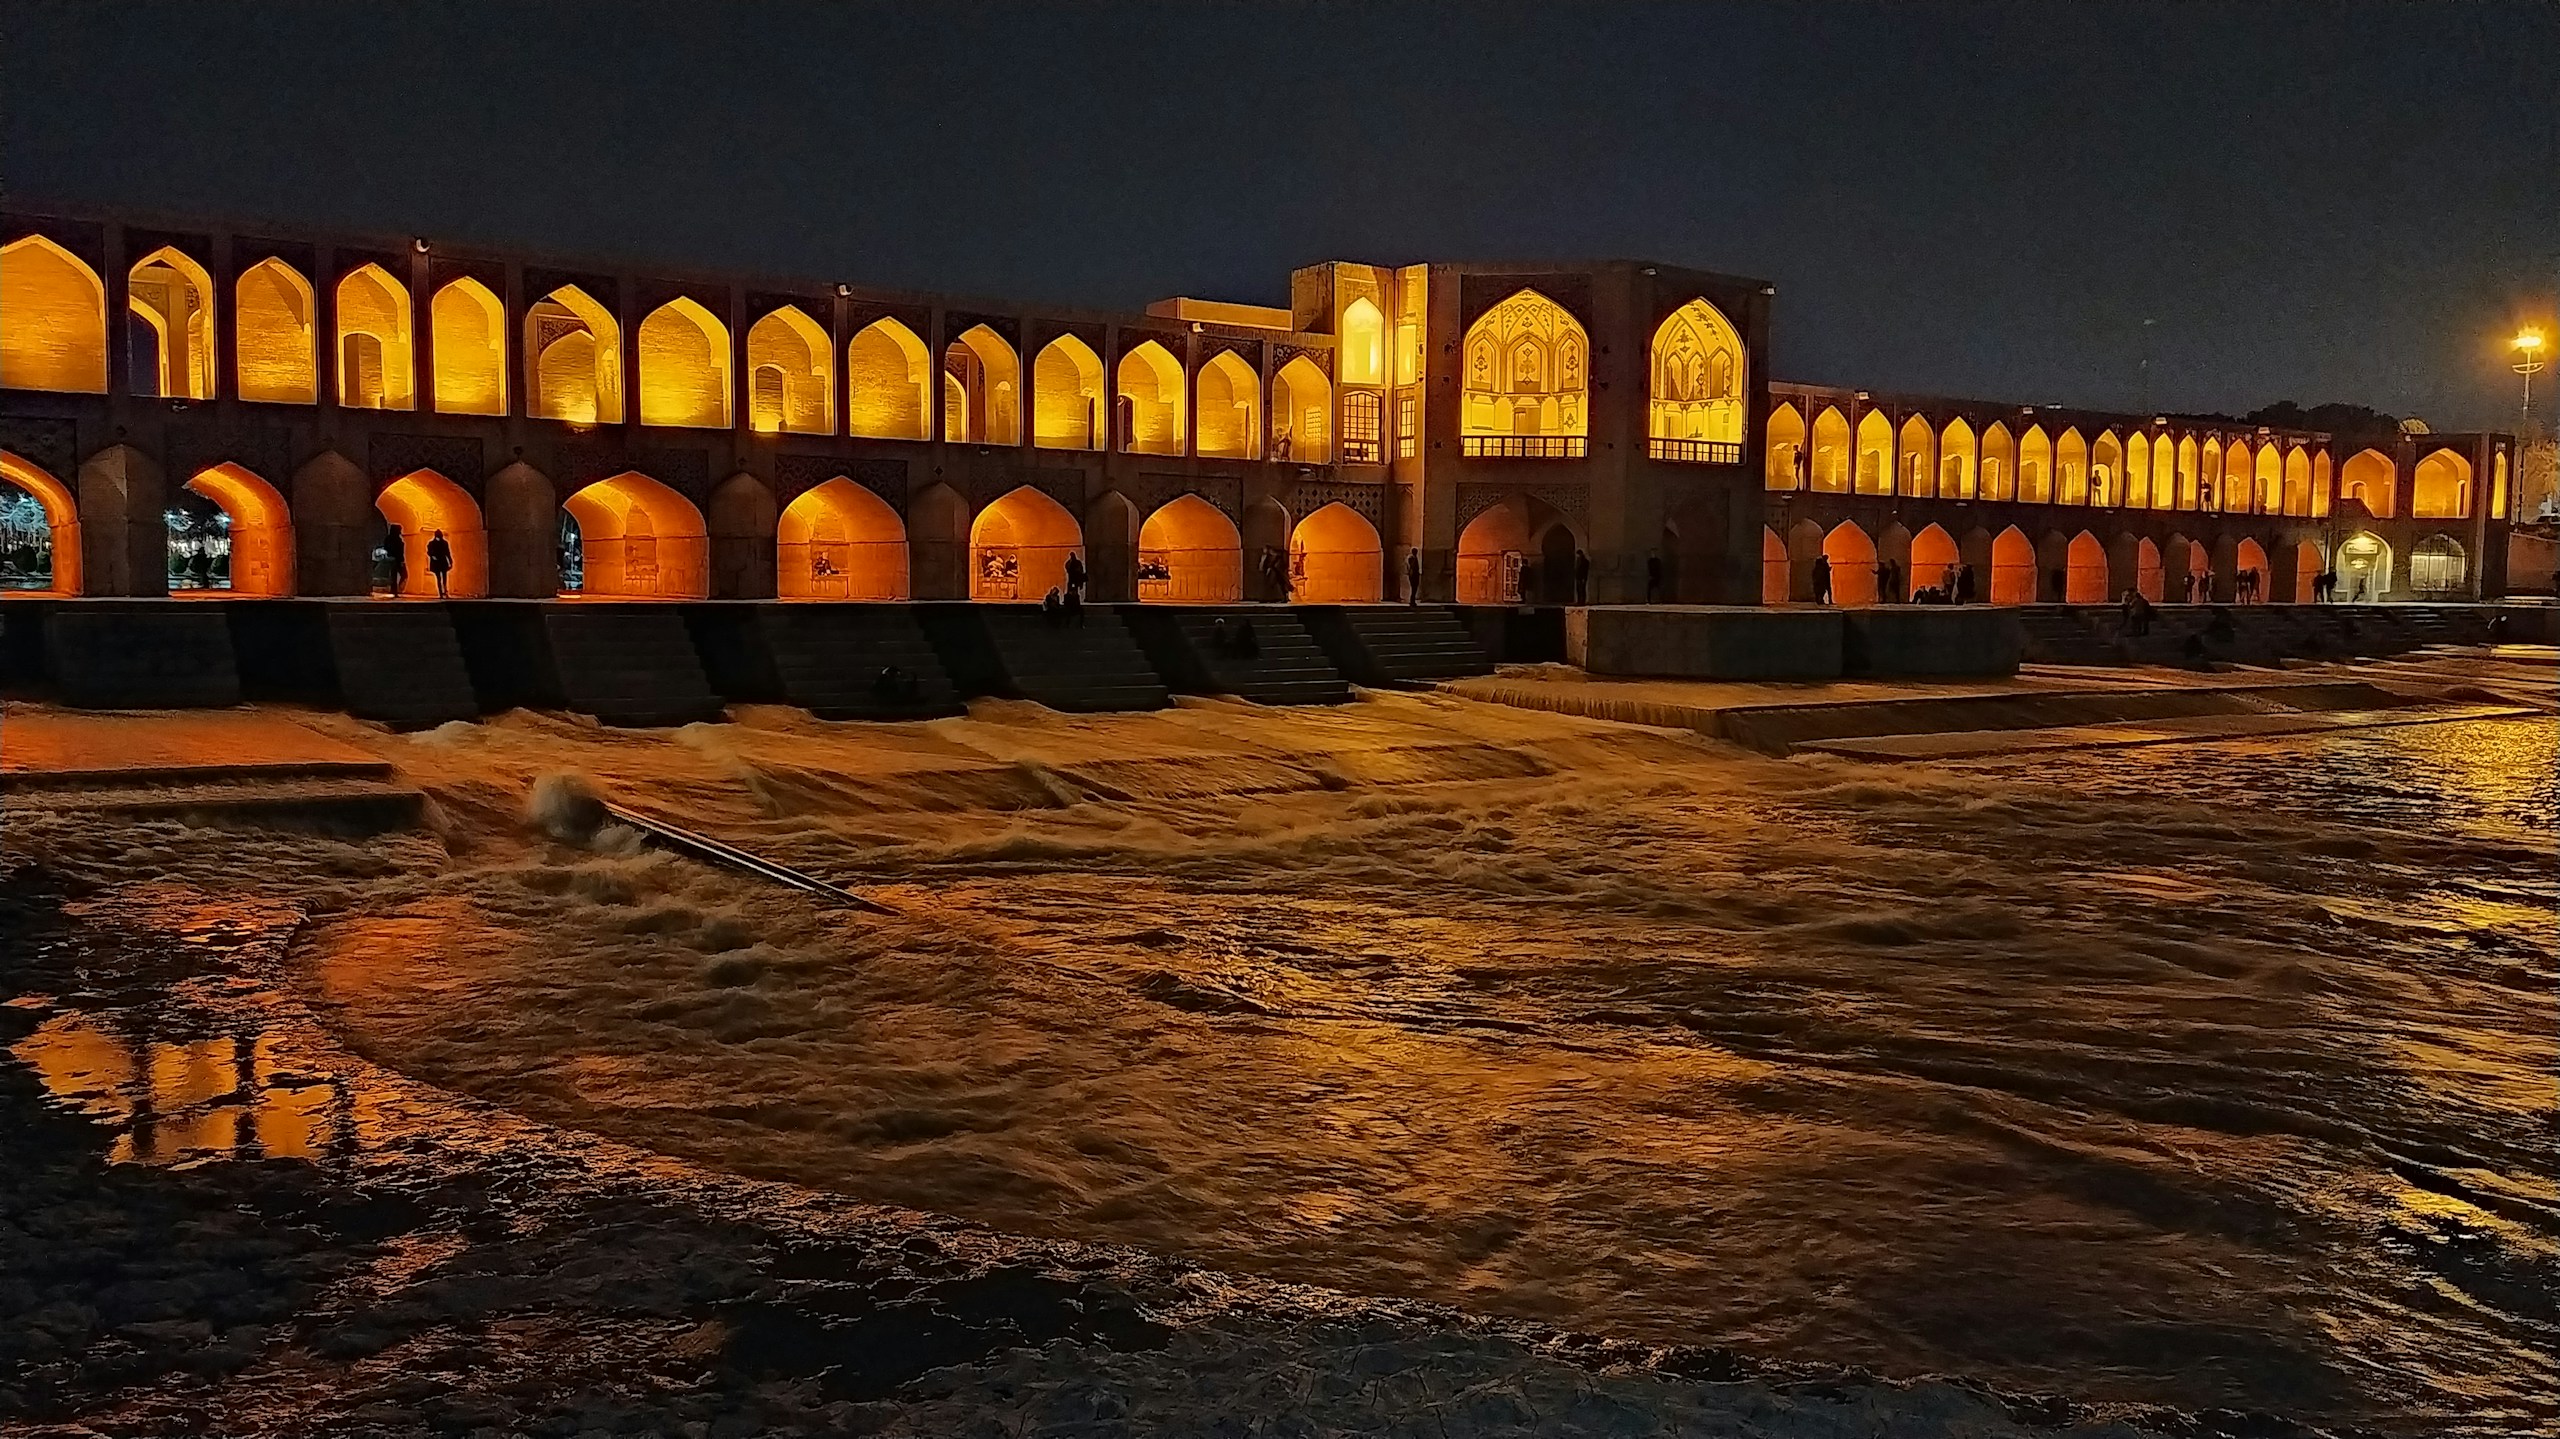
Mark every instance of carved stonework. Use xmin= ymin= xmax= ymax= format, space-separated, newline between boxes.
xmin=774 ymin=454 xmax=907 ymax=513
xmin=556 ymin=442 xmax=711 ymax=505
xmin=168 ymin=422 xmax=294 ymax=489
xmin=1269 ymin=343 xmax=1332 ymax=377
xmin=1287 ymin=478 xmax=1384 ymax=526
xmin=967 ymin=468 xmax=1083 ymax=516
xmin=0 ymin=416 xmax=77 ymax=479
xmin=367 ymin=434 xmax=486 ymax=496
xmin=1131 ymin=471 xmax=1241 ymax=523
xmin=1456 ymin=481 xmax=1589 ymax=532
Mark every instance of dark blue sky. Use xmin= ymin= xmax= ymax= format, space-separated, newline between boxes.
xmin=6 ymin=0 xmax=2553 ymax=430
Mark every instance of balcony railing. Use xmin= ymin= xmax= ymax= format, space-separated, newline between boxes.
xmin=1463 ymin=435 xmax=1586 ymax=459
xmin=1338 ymin=437 xmax=1382 ymax=464
xmin=1649 ymin=437 xmax=1742 ymax=464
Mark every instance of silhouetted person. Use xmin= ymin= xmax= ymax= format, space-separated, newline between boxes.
xmin=1646 ymin=553 xmax=1663 ymax=603
xmin=1812 ymin=553 xmax=1833 ymax=605
xmin=1955 ymin=563 xmax=1977 ymax=605
xmin=1573 ymin=549 xmax=1591 ymax=606
xmin=381 ymin=522 xmax=407 ymax=597
xmin=1210 ymin=616 xmax=1233 ymax=653
xmin=1063 ymin=583 xmax=1085 ymax=626
xmin=1406 ymin=547 xmax=1423 ymax=606
xmin=1233 ymin=616 xmax=1260 ymax=658
xmin=873 ymin=663 xmax=906 ymax=699
xmin=2120 ymin=587 xmax=2152 ymax=637
xmin=425 ymin=529 xmax=453 ymax=599
xmin=1042 ymin=586 xmax=1065 ymax=626
xmin=1063 ymin=553 xmax=1088 ymax=602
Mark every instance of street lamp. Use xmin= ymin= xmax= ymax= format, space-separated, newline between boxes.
xmin=2516 ymin=329 xmax=2547 ymax=432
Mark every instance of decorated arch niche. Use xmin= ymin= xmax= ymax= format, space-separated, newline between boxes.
xmin=2411 ymin=534 xmax=2465 ymax=594
xmin=1457 ymin=501 xmax=1534 ymax=604
xmin=181 ymin=463 xmax=295 ymax=597
xmin=2151 ymin=434 xmax=2179 ymax=510
xmin=1989 ymin=526 xmax=2036 ymax=604
xmin=2411 ymin=450 xmax=2471 ymax=519
xmin=1649 ymin=298 xmax=1746 ymax=446
xmin=2252 ymin=444 xmax=2283 ymax=514
xmin=1032 ymin=334 xmax=1104 ymax=451
xmin=778 ymin=477 xmax=907 ymax=600
xmin=431 ymin=277 xmax=507 ymax=416
xmin=1897 ymin=414 xmax=1937 ymax=497
xmin=745 ymin=306 xmax=833 ymax=435
xmin=1761 ymin=527 xmax=1788 ymax=604
xmin=375 ymin=469 xmax=487 ymax=598
xmin=2335 ymin=531 xmax=2391 ymax=601
xmin=1116 ymin=341 xmax=1187 ymax=456
xmin=525 ymin=285 xmax=623 ymax=424
xmin=637 ymin=297 xmax=731 ymax=429
xmin=2057 ymin=429 xmax=2090 ymax=505
xmin=1854 ymin=410 xmax=1894 ymax=494
xmin=1460 ymin=289 xmax=1587 ymax=451
xmin=2176 ymin=435 xmax=2201 ymax=509
xmin=970 ymin=485 xmax=1080 ymax=601
xmin=1810 ymin=406 xmax=1851 ymax=492
xmin=0 ymin=451 xmax=81 ymax=595
xmin=1 ymin=234 xmax=108 ymax=393
xmin=127 ymin=246 xmax=217 ymax=400
xmin=336 ymin=263 xmax=415 ymax=410
xmin=1821 ymin=522 xmax=1878 ymax=607
xmin=1195 ymin=352 xmax=1261 ymax=460
xmin=1765 ymin=402 xmax=1806 ymax=490
xmin=2019 ymin=425 xmax=2053 ymax=502
xmin=943 ymin=325 xmax=1020 ymax=444
xmin=1939 ymin=417 xmax=1978 ymax=499
xmin=1291 ymin=502 xmax=1382 ymax=602
xmin=2281 ymin=447 xmax=2311 ymax=516
xmin=2135 ymin=538 xmax=2164 ymax=602
xmin=1138 ymin=494 xmax=1242 ymax=602
xmin=559 ymin=471 xmax=708 ymax=598
xmin=1980 ymin=422 xmax=2016 ymax=501
xmin=1271 ymin=357 xmax=1330 ymax=462
xmin=2338 ymin=449 xmax=2395 ymax=517
xmin=2064 ymin=531 xmax=2107 ymax=603
xmin=235 ymin=258 xmax=317 ymax=403
xmin=1338 ymin=297 xmax=1384 ymax=386
xmin=846 ymin=317 xmax=929 ymax=439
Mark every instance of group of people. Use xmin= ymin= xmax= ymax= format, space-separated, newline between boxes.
xmin=377 ymin=522 xmax=456 ymax=598
xmin=1808 ymin=555 xmax=1978 ymax=606
xmin=1038 ymin=553 xmax=1091 ymax=626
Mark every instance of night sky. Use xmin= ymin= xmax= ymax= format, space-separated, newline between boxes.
xmin=6 ymin=0 xmax=2553 ymax=431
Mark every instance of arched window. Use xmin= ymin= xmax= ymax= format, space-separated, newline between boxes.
xmin=235 ymin=258 xmax=316 ymax=403
xmin=525 ymin=285 xmax=622 ymax=424
xmin=846 ymin=317 xmax=929 ymax=440
xmin=942 ymin=325 xmax=1019 ymax=444
xmin=1765 ymin=402 xmax=1806 ymax=490
xmin=1271 ymin=357 xmax=1330 ymax=462
xmin=0 ymin=235 xmax=108 ymax=393
xmin=2410 ymin=535 xmax=2466 ymax=592
xmin=431 ymin=276 xmax=507 ymax=415
xmin=637 ymin=297 xmax=731 ymax=429
xmin=2019 ymin=425 xmax=2053 ymax=502
xmin=127 ymin=246 xmax=217 ymax=399
xmin=1855 ymin=411 xmax=1894 ymax=494
xmin=2339 ymin=448 xmax=2395 ymax=517
xmin=1461 ymin=289 xmax=1587 ymax=457
xmin=1897 ymin=414 xmax=1937 ymax=497
xmin=1939 ymin=417 xmax=1978 ymax=499
xmin=778 ymin=476 xmax=907 ymax=600
xmin=1137 ymin=493 xmax=1242 ymax=602
xmin=744 ymin=305 xmax=833 ymax=435
xmin=560 ymin=471 xmax=708 ymax=597
xmin=1648 ymin=298 xmax=1747 ymax=459
xmin=1339 ymin=297 xmax=1384 ymax=386
xmin=1195 ymin=351 xmax=1260 ymax=460
xmin=1117 ymin=340 xmax=1186 ymax=455
xmin=336 ymin=263 xmax=415 ymax=410
xmin=1980 ymin=421 xmax=2015 ymax=501
xmin=1810 ymin=407 xmax=1851 ymax=493
xmin=1032 ymin=334 xmax=1104 ymax=450
xmin=2411 ymin=450 xmax=2471 ymax=519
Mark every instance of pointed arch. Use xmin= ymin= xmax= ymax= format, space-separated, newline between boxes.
xmin=1138 ymin=493 xmax=1242 ymax=602
xmin=127 ymin=246 xmax=218 ymax=399
xmin=2411 ymin=450 xmax=2471 ymax=519
xmin=1980 ymin=421 xmax=2016 ymax=501
xmin=1854 ymin=410 xmax=1894 ymax=494
xmin=1457 ymin=500 xmax=1535 ymax=604
xmin=637 ymin=296 xmax=731 ymax=429
xmin=2176 ymin=435 xmax=2201 ymax=509
xmin=778 ymin=477 xmax=907 ymax=600
xmin=431 ymin=276 xmax=507 ymax=415
xmin=1766 ymin=401 xmax=1807 ymax=490
xmin=2220 ymin=438 xmax=2254 ymax=512
xmin=2122 ymin=431 xmax=2151 ymax=508
xmin=1648 ymin=297 xmax=1747 ymax=446
xmin=1761 ymin=526 xmax=1788 ymax=604
xmin=1897 ymin=413 xmax=1937 ymax=497
xmin=745 ymin=305 xmax=832 ymax=435
xmin=1989 ymin=525 xmax=2035 ymax=604
xmin=561 ymin=471 xmax=708 ymax=598
xmin=970 ymin=484 xmax=1080 ymax=600
xmin=2090 ymin=431 xmax=2122 ymax=506
xmin=2312 ymin=450 xmax=2335 ymax=518
xmin=1911 ymin=523 xmax=1960 ymax=594
xmin=846 ymin=317 xmax=929 ymax=440
xmin=1291 ymin=502 xmax=1382 ymax=602
xmin=235 ymin=257 xmax=316 ymax=403
xmin=2411 ymin=534 xmax=2465 ymax=593
xmin=943 ymin=325 xmax=1020 ymax=444
xmin=2335 ymin=531 xmax=2391 ymax=600
xmin=2150 ymin=434 xmax=2178 ymax=510
xmin=1810 ymin=406 xmax=1851 ymax=492
xmin=1822 ymin=522 xmax=1878 ymax=606
xmin=525 ymin=285 xmax=622 ymax=424
xmin=1032 ymin=334 xmax=1105 ymax=451
xmin=1272 ymin=356 xmax=1330 ymax=462
xmin=184 ymin=463 xmax=295 ymax=596
xmin=1195 ymin=351 xmax=1261 ymax=460
xmin=1460 ymin=289 xmax=1587 ymax=453
xmin=2281 ymin=446 xmax=2311 ymax=516
xmin=335 ymin=263 xmax=415 ymax=410
xmin=1939 ymin=417 xmax=1978 ymax=499
xmin=2135 ymin=537 xmax=2164 ymax=602
xmin=1118 ymin=340 xmax=1186 ymax=455
xmin=1339 ymin=297 xmax=1384 ymax=386
xmin=1 ymin=234 xmax=107 ymax=392
xmin=2056 ymin=428 xmax=2090 ymax=505
xmin=2064 ymin=531 xmax=2107 ymax=603
xmin=2338 ymin=448 xmax=2396 ymax=517
xmin=0 ymin=450 xmax=82 ymax=595
xmin=2490 ymin=450 xmax=2509 ymax=519
xmin=2019 ymin=425 xmax=2054 ymax=502
xmin=2253 ymin=443 xmax=2283 ymax=514
xmin=375 ymin=469 xmax=487 ymax=597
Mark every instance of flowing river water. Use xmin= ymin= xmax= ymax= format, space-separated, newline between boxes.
xmin=6 ymin=690 xmax=2555 ymax=1435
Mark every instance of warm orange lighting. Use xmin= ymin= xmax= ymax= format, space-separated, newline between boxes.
xmin=235 ymin=258 xmax=317 ymax=404
xmin=561 ymin=472 xmax=708 ymax=598
xmin=1289 ymin=502 xmax=1382 ymax=602
xmin=128 ymin=247 xmax=217 ymax=400
xmin=637 ymin=298 xmax=731 ymax=429
xmin=1810 ymin=407 xmax=1851 ymax=492
xmin=1764 ymin=403 xmax=1806 ymax=491
xmin=526 ymin=286 xmax=622 ymax=425
xmin=376 ymin=469 xmax=488 ymax=597
xmin=186 ymin=463 xmax=296 ymax=596
xmin=1456 ymin=503 xmax=1533 ymax=603
xmin=1031 ymin=335 xmax=1104 ymax=451
xmin=0 ymin=449 xmax=82 ymax=595
xmin=336 ymin=264 xmax=415 ymax=410
xmin=0 ymin=235 xmax=108 ymax=393
xmin=1194 ymin=351 xmax=1261 ymax=460
xmin=943 ymin=326 xmax=1020 ymax=445
xmin=2516 ymin=329 xmax=2547 ymax=354
xmin=431 ymin=277 xmax=507 ymax=416
xmin=2411 ymin=450 xmax=2473 ymax=519
xmin=848 ymin=318 xmax=931 ymax=440
xmin=745 ymin=306 xmax=832 ymax=435
xmin=1820 ymin=522 xmax=1878 ymax=606
xmin=1760 ymin=527 xmax=1788 ymax=603
xmin=1460 ymin=289 xmax=1587 ymax=451
xmin=2064 ymin=531 xmax=2108 ymax=603
xmin=778 ymin=477 xmax=907 ymax=600
xmin=969 ymin=485 xmax=1080 ymax=601
xmin=1649 ymin=298 xmax=1746 ymax=447
xmin=1271 ymin=356 xmax=1330 ymax=462
xmin=1136 ymin=494 xmax=1242 ymax=602
xmin=1989 ymin=526 xmax=2036 ymax=604
xmin=1118 ymin=340 xmax=1186 ymax=455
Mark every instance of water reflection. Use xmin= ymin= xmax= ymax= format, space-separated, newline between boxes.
xmin=15 ymin=1013 xmax=356 ymax=1165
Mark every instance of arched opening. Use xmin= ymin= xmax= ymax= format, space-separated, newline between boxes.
xmin=335 ymin=263 xmax=415 ymax=410
xmin=2252 ymin=445 xmax=2282 ymax=514
xmin=2153 ymin=434 xmax=2180 ymax=510
xmin=2410 ymin=535 xmax=2465 ymax=594
xmin=1854 ymin=411 xmax=1894 ymax=494
xmin=1821 ymin=523 xmax=1878 ymax=607
xmin=1989 ymin=526 xmax=2036 ymax=604
xmin=1457 ymin=502 xmax=1533 ymax=604
xmin=375 ymin=469 xmax=488 ymax=598
xmin=1765 ymin=402 xmax=1805 ymax=490
xmin=2176 ymin=436 xmax=2202 ymax=509
xmin=1339 ymin=297 xmax=1384 ymax=386
xmin=1137 ymin=493 xmax=1242 ymax=602
xmin=1940 ymin=417 xmax=1978 ymax=499
xmin=431 ymin=277 xmax=507 ymax=416
xmin=235 ymin=257 xmax=317 ymax=403
xmin=970 ymin=485 xmax=1080 ymax=601
xmin=1271 ymin=356 xmax=1330 ymax=462
xmin=2136 ymin=538 xmax=2164 ymax=602
xmin=1291 ymin=502 xmax=1382 ymax=602
xmin=1460 ymin=289 xmax=1587 ymax=455
xmin=1536 ymin=520 xmax=1581 ymax=604
xmin=2019 ymin=425 xmax=2052 ymax=503
xmin=778 ymin=477 xmax=907 ymax=600
xmin=559 ymin=472 xmax=708 ymax=598
xmin=1897 ymin=413 xmax=1937 ymax=497
xmin=2282 ymin=447 xmax=2311 ymax=516
xmin=2335 ymin=532 xmax=2391 ymax=602
xmin=2057 ymin=429 xmax=2089 ymax=505
xmin=745 ymin=306 xmax=832 ymax=435
xmin=2338 ymin=448 xmax=2396 ymax=518
xmin=1117 ymin=340 xmax=1186 ymax=455
xmin=1032 ymin=334 xmax=1104 ymax=451
xmin=943 ymin=324 xmax=1020 ymax=444
xmin=1761 ymin=526 xmax=1788 ymax=604
xmin=1981 ymin=421 xmax=2016 ymax=501
xmin=2124 ymin=432 xmax=2151 ymax=509
xmin=2064 ymin=531 xmax=2107 ymax=603
xmin=1649 ymin=297 xmax=1747 ymax=448
xmin=127 ymin=246 xmax=217 ymax=400
xmin=2293 ymin=540 xmax=2324 ymax=602
xmin=1910 ymin=523 xmax=1960 ymax=597
xmin=0 ymin=451 xmax=82 ymax=595
xmin=1 ymin=234 xmax=108 ymax=393
xmin=2411 ymin=451 xmax=2471 ymax=519
xmin=637 ymin=297 xmax=731 ymax=429
xmin=2235 ymin=538 xmax=2271 ymax=602
xmin=2491 ymin=451 xmax=2510 ymax=518
xmin=1810 ymin=406 xmax=1851 ymax=492
xmin=847 ymin=317 xmax=930 ymax=439
xmin=2091 ymin=432 xmax=2122 ymax=506
xmin=179 ymin=463 xmax=295 ymax=596
xmin=2220 ymin=440 xmax=2253 ymax=512
xmin=2312 ymin=449 xmax=2334 ymax=518
xmin=1195 ymin=351 xmax=1260 ymax=460
xmin=525 ymin=285 xmax=623 ymax=425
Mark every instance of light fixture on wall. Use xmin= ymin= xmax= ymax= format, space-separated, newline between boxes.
xmin=836 ymin=284 xmax=853 ymax=298
xmin=413 ymin=237 xmax=430 ymax=254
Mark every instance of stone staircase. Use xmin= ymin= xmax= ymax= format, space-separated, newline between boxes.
xmin=1300 ymin=605 xmax=1495 ymax=687
xmin=45 ymin=603 xmax=242 ymax=709
xmin=321 ymin=603 xmax=482 ymax=728
xmin=1119 ymin=605 xmax=1351 ymax=706
xmin=541 ymin=604 xmax=726 ymax=727
xmin=929 ymin=604 xmax=1171 ymax=712
xmin=751 ymin=604 xmax=962 ymax=720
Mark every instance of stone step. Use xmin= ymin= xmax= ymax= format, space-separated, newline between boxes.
xmin=541 ymin=605 xmax=726 ymax=728
xmin=932 ymin=605 xmax=1171 ymax=712
xmin=2 ymin=775 xmax=426 ymax=835
xmin=1302 ymin=605 xmax=1494 ymax=686
xmin=1118 ymin=605 xmax=1352 ymax=706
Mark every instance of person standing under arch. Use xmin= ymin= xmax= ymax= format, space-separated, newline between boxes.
xmin=1812 ymin=552 xmax=1832 ymax=605
xmin=1405 ymin=547 xmax=1422 ymax=606
xmin=426 ymin=528 xmax=453 ymax=599
xmin=381 ymin=521 xmax=407 ymax=597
